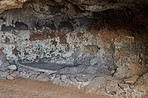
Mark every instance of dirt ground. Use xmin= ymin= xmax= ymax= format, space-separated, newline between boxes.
xmin=0 ymin=78 xmax=112 ymax=98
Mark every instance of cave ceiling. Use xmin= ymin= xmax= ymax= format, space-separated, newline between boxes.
xmin=0 ymin=0 xmax=147 ymax=14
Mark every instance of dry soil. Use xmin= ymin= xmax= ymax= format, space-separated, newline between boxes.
xmin=0 ymin=78 xmax=112 ymax=98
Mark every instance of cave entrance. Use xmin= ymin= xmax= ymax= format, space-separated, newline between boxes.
xmin=0 ymin=0 xmax=148 ymax=97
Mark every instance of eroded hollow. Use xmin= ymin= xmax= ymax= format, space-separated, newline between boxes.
xmin=0 ymin=0 xmax=148 ymax=97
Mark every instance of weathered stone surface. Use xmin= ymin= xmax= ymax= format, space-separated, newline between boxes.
xmin=0 ymin=0 xmax=29 ymax=13
xmin=0 ymin=63 xmax=9 ymax=71
xmin=36 ymin=73 xmax=50 ymax=81
xmin=0 ymin=0 xmax=147 ymax=97
xmin=84 ymin=45 xmax=99 ymax=54
xmin=124 ymin=75 xmax=139 ymax=84
xmin=6 ymin=74 xmax=15 ymax=80
xmin=90 ymin=58 xmax=98 ymax=66
xmin=10 ymin=71 xmax=20 ymax=78
xmin=0 ymin=0 xmax=147 ymax=14
xmin=61 ymin=75 xmax=67 ymax=81
xmin=7 ymin=65 xmax=17 ymax=70
xmin=114 ymin=62 xmax=147 ymax=79
xmin=84 ymin=75 xmax=122 ymax=95
xmin=128 ymin=73 xmax=148 ymax=98
xmin=53 ymin=78 xmax=61 ymax=84
xmin=0 ymin=53 xmax=7 ymax=66
xmin=0 ymin=63 xmax=146 ymax=98
xmin=29 ymin=74 xmax=39 ymax=79
xmin=0 ymin=67 xmax=7 ymax=71
xmin=0 ymin=0 xmax=147 ymax=73
xmin=135 ymin=73 xmax=148 ymax=86
xmin=0 ymin=71 xmax=8 ymax=79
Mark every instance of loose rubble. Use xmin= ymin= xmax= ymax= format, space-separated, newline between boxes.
xmin=0 ymin=61 xmax=147 ymax=98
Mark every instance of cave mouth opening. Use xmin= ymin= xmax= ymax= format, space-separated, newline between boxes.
xmin=0 ymin=0 xmax=148 ymax=97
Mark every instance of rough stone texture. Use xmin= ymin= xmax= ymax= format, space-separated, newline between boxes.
xmin=0 ymin=53 xmax=7 ymax=66
xmin=6 ymin=74 xmax=15 ymax=80
xmin=133 ymin=73 xmax=148 ymax=98
xmin=0 ymin=0 xmax=29 ymax=13
xmin=0 ymin=0 xmax=147 ymax=14
xmin=36 ymin=73 xmax=50 ymax=81
xmin=124 ymin=75 xmax=139 ymax=84
xmin=114 ymin=62 xmax=147 ymax=79
xmin=7 ymin=65 xmax=17 ymax=70
xmin=0 ymin=60 xmax=147 ymax=98
xmin=0 ymin=71 xmax=8 ymax=79
xmin=0 ymin=0 xmax=148 ymax=97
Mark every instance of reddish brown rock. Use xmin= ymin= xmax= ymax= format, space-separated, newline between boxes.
xmin=114 ymin=62 xmax=147 ymax=79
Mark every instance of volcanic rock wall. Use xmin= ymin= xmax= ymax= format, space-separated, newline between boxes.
xmin=0 ymin=0 xmax=147 ymax=78
xmin=0 ymin=0 xmax=148 ymax=97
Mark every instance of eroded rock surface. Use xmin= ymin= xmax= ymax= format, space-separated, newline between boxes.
xmin=0 ymin=0 xmax=29 ymax=13
xmin=0 ymin=0 xmax=148 ymax=98
xmin=0 ymin=0 xmax=147 ymax=14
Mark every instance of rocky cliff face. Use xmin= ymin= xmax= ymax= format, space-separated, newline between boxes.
xmin=0 ymin=0 xmax=148 ymax=97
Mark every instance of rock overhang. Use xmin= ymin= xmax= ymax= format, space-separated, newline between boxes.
xmin=0 ymin=0 xmax=147 ymax=14
xmin=0 ymin=0 xmax=148 ymax=97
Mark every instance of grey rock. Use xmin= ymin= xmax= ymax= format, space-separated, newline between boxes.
xmin=49 ymin=74 xmax=56 ymax=81
xmin=61 ymin=75 xmax=67 ymax=81
xmin=36 ymin=73 xmax=50 ymax=81
xmin=76 ymin=76 xmax=88 ymax=82
xmin=69 ymin=76 xmax=78 ymax=83
xmin=0 ymin=66 xmax=8 ymax=71
xmin=29 ymin=74 xmax=39 ymax=79
xmin=7 ymin=65 xmax=17 ymax=70
xmin=0 ymin=71 xmax=9 ymax=79
xmin=58 ymin=65 xmax=87 ymax=74
xmin=55 ymin=74 xmax=60 ymax=79
xmin=0 ymin=53 xmax=7 ymax=66
xmin=90 ymin=58 xmax=98 ymax=66
xmin=0 ymin=62 xmax=9 ymax=67
xmin=53 ymin=78 xmax=61 ymax=84
xmin=60 ymin=78 xmax=72 ymax=87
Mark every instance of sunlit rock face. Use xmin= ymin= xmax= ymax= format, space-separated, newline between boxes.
xmin=0 ymin=0 xmax=148 ymax=97
xmin=0 ymin=0 xmax=29 ymax=13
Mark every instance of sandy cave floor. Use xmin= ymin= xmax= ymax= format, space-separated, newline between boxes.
xmin=0 ymin=78 xmax=112 ymax=98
